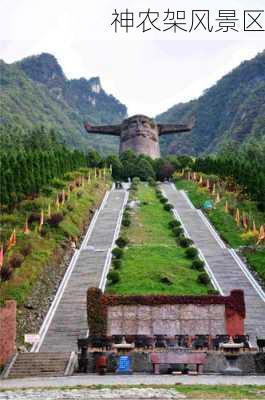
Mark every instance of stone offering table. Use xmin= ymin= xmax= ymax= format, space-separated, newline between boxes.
xmin=151 ymin=351 xmax=207 ymax=374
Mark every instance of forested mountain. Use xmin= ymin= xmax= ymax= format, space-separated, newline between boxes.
xmin=157 ymin=50 xmax=265 ymax=155
xmin=0 ymin=53 xmax=127 ymax=153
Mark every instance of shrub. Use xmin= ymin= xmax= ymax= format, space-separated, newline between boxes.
xmin=112 ymin=247 xmax=124 ymax=259
xmin=147 ymin=177 xmax=156 ymax=186
xmin=0 ymin=265 xmax=12 ymax=281
xmin=47 ymin=213 xmax=64 ymax=227
xmin=185 ymin=247 xmax=198 ymax=259
xmin=41 ymin=186 xmax=54 ymax=196
xmin=21 ymin=201 xmax=42 ymax=213
xmin=169 ymin=220 xmax=181 ymax=229
xmin=50 ymin=178 xmax=66 ymax=189
xmin=156 ymin=189 xmax=162 ymax=196
xmin=122 ymin=218 xmax=131 ymax=227
xmin=164 ymin=203 xmax=174 ymax=211
xmin=160 ymin=197 xmax=168 ymax=204
xmin=115 ymin=236 xmax=129 ymax=248
xmin=112 ymin=258 xmax=122 ymax=269
xmin=28 ymin=213 xmax=40 ymax=224
xmin=179 ymin=236 xmax=193 ymax=248
xmin=108 ymin=271 xmax=120 ymax=284
xmin=123 ymin=211 xmax=131 ymax=219
xmin=191 ymin=259 xmax=205 ymax=271
xmin=9 ymin=253 xmax=24 ymax=269
xmin=172 ymin=227 xmax=184 ymax=237
xmin=76 ymin=191 xmax=83 ymax=198
xmin=197 ymin=272 xmax=210 ymax=285
xmin=132 ymin=177 xmax=140 ymax=185
xmin=67 ymin=204 xmax=74 ymax=212
xmin=20 ymin=243 xmax=32 ymax=257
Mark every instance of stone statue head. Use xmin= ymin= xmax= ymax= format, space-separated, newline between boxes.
xmin=120 ymin=115 xmax=160 ymax=158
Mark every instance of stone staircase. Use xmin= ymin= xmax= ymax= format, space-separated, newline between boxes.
xmin=6 ymin=352 xmax=72 ymax=379
xmin=161 ymin=183 xmax=265 ymax=345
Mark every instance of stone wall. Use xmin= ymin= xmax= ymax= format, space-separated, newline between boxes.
xmin=87 ymin=288 xmax=245 ymax=337
xmin=0 ymin=300 xmax=16 ymax=366
xmin=107 ymin=304 xmax=226 ymax=336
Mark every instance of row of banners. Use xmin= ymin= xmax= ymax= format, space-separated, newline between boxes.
xmin=185 ymin=170 xmax=265 ymax=245
xmin=0 ymin=168 xmax=111 ymax=270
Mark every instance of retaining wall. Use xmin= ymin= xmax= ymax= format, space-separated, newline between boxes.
xmin=0 ymin=300 xmax=16 ymax=366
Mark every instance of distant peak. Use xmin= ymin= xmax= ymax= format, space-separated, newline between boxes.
xmin=17 ymin=52 xmax=66 ymax=85
xmin=89 ymin=77 xmax=101 ymax=93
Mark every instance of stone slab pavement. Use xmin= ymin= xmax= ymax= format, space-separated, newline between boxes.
xmin=1 ymin=374 xmax=265 ymax=390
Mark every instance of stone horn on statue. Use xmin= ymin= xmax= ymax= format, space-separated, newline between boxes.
xmin=84 ymin=115 xmax=193 ymax=159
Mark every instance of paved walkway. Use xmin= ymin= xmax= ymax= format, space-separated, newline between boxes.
xmin=36 ymin=189 xmax=127 ymax=353
xmin=0 ymin=373 xmax=265 ymax=389
xmin=161 ymin=183 xmax=265 ymax=345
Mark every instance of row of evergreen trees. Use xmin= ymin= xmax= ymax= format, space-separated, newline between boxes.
xmin=194 ymin=139 xmax=265 ymax=210
xmin=0 ymin=128 xmax=87 ymax=208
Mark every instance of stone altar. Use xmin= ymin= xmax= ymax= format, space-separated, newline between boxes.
xmin=84 ymin=114 xmax=192 ymax=159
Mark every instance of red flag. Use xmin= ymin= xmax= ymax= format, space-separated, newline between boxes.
xmin=0 ymin=245 xmax=4 ymax=269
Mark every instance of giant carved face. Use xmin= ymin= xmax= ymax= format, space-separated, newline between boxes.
xmin=121 ymin=115 xmax=159 ymax=143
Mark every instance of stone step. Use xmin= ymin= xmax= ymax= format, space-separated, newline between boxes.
xmin=7 ymin=352 xmax=71 ymax=378
xmin=161 ymin=183 xmax=265 ymax=344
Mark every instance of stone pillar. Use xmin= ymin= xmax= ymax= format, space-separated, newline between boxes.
xmin=225 ymin=290 xmax=245 ymax=336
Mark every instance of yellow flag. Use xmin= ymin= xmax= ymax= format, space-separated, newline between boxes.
xmin=24 ymin=217 xmax=30 ymax=234
xmin=47 ymin=203 xmax=51 ymax=218
xmin=199 ymin=175 xmax=203 ymax=185
xmin=187 ymin=171 xmax=191 ymax=181
xmin=88 ymin=173 xmax=91 ymax=183
xmin=206 ymin=179 xmax=210 ymax=189
xmin=212 ymin=183 xmax=216 ymax=195
xmin=242 ymin=213 xmax=248 ymax=230
xmin=40 ymin=209 xmax=44 ymax=226
xmin=235 ymin=208 xmax=240 ymax=225
xmin=215 ymin=192 xmax=221 ymax=204
xmin=253 ymin=220 xmax=258 ymax=235
xmin=94 ymin=168 xmax=97 ymax=179
xmin=7 ymin=229 xmax=16 ymax=250
xmin=257 ymin=225 xmax=265 ymax=245
xmin=225 ymin=200 xmax=228 ymax=213
xmin=56 ymin=194 xmax=60 ymax=210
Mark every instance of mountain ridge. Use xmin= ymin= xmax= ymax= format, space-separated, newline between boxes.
xmin=156 ymin=49 xmax=265 ymax=155
xmin=0 ymin=53 xmax=127 ymax=153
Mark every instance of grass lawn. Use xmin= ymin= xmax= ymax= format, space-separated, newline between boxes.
xmin=174 ymin=178 xmax=265 ymax=285
xmin=176 ymin=384 xmax=265 ymax=399
xmin=245 ymin=249 xmax=265 ymax=283
xmin=175 ymin=179 xmax=246 ymax=247
xmin=107 ymin=183 xmax=211 ymax=295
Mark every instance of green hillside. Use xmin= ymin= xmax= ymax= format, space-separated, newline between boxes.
xmin=157 ymin=50 xmax=265 ymax=155
xmin=0 ymin=53 xmax=127 ymax=154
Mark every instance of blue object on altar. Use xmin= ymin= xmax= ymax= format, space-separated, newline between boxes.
xmin=116 ymin=355 xmax=132 ymax=374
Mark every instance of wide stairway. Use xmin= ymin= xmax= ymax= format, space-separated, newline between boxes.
xmin=6 ymin=353 xmax=71 ymax=379
xmin=6 ymin=188 xmax=127 ymax=378
xmin=161 ymin=183 xmax=265 ymax=345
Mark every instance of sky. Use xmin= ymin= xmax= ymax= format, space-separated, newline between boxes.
xmin=1 ymin=0 xmax=265 ymax=117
